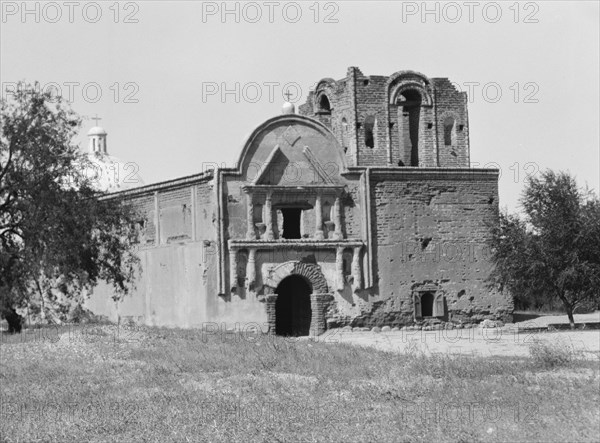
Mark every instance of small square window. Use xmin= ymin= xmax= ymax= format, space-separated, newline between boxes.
xmin=414 ymin=292 xmax=444 ymax=318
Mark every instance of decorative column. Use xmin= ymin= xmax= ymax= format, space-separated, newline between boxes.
xmin=191 ymin=186 xmax=197 ymax=242
xmin=265 ymin=294 xmax=278 ymax=334
xmin=333 ymin=196 xmax=343 ymax=240
xmin=229 ymin=249 xmax=238 ymax=292
xmin=246 ymin=248 xmax=256 ymax=291
xmin=310 ymin=293 xmax=328 ymax=336
xmin=264 ymin=191 xmax=274 ymax=240
xmin=335 ymin=247 xmax=345 ymax=291
xmin=246 ymin=193 xmax=255 ymax=240
xmin=351 ymin=246 xmax=362 ymax=293
xmin=314 ymin=193 xmax=324 ymax=240
xmin=154 ymin=191 xmax=160 ymax=246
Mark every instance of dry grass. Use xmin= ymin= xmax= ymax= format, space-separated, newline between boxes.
xmin=528 ymin=338 xmax=582 ymax=369
xmin=1 ymin=324 xmax=599 ymax=442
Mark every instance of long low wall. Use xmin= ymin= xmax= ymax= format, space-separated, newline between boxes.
xmin=86 ymin=242 xmax=272 ymax=329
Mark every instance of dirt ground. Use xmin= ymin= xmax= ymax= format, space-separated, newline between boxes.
xmin=319 ymin=312 xmax=600 ymax=360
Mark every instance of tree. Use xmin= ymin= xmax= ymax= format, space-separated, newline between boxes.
xmin=488 ymin=170 xmax=600 ymax=327
xmin=0 ymin=83 xmax=141 ymax=333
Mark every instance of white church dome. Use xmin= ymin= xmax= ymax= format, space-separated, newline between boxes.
xmin=83 ymin=124 xmax=144 ymax=192
xmin=86 ymin=153 xmax=145 ymax=192
xmin=282 ymin=101 xmax=295 ymax=114
xmin=87 ymin=126 xmax=107 ymax=136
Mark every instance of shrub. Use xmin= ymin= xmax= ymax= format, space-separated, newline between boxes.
xmin=528 ymin=339 xmax=580 ymax=369
xmin=573 ymin=299 xmax=599 ymax=314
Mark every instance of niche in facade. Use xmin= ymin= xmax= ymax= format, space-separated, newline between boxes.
xmin=281 ymin=208 xmax=302 ymax=239
xmin=444 ymin=116 xmax=456 ymax=146
xmin=364 ymin=115 xmax=376 ymax=148
xmin=397 ymin=90 xmax=422 ymax=166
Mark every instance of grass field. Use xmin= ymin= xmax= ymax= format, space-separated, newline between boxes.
xmin=1 ymin=325 xmax=599 ymax=442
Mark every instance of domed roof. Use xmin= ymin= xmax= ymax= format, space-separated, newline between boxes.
xmin=85 ymin=152 xmax=145 ymax=192
xmin=88 ymin=126 xmax=107 ymax=136
xmin=282 ymin=101 xmax=295 ymax=115
xmin=83 ymin=123 xmax=143 ymax=192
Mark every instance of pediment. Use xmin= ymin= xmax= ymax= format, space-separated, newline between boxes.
xmin=235 ymin=116 xmax=348 ymax=185
xmin=252 ymin=144 xmax=336 ymax=186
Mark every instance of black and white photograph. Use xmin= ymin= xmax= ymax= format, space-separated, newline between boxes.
xmin=1 ymin=1 xmax=599 ymax=442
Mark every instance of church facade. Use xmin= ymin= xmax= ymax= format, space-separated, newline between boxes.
xmin=86 ymin=67 xmax=513 ymax=334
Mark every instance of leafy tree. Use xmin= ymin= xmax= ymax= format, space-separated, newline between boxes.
xmin=0 ymin=83 xmax=141 ymax=333
xmin=489 ymin=170 xmax=600 ymax=327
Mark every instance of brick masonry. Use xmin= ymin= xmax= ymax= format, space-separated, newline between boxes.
xmin=299 ymin=68 xmax=469 ymax=169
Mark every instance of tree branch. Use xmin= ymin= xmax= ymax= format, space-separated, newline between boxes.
xmin=0 ymin=137 xmax=15 ymax=185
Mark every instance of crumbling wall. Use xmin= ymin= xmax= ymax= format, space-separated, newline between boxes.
xmin=369 ymin=170 xmax=512 ymax=325
xmin=323 ymin=169 xmax=512 ymax=328
xmin=299 ymin=68 xmax=470 ymax=169
xmin=86 ymin=177 xmax=219 ymax=328
xmin=432 ymin=78 xmax=470 ymax=168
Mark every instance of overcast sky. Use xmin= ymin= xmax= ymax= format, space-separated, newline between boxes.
xmin=2 ymin=1 xmax=598 ymax=213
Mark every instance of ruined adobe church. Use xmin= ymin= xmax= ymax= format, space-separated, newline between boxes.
xmin=87 ymin=67 xmax=513 ymax=334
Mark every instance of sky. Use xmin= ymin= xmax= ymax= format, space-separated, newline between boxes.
xmin=1 ymin=1 xmax=599 ymax=213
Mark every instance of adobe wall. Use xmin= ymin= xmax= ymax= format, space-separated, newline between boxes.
xmin=86 ymin=176 xmax=229 ymax=327
xmin=86 ymin=243 xmax=208 ymax=327
xmin=330 ymin=168 xmax=512 ymax=327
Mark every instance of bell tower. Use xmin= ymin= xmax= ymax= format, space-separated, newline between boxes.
xmin=87 ymin=114 xmax=108 ymax=154
xmin=298 ymin=67 xmax=470 ymax=168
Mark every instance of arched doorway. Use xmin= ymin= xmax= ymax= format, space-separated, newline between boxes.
xmin=275 ymin=275 xmax=312 ymax=336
